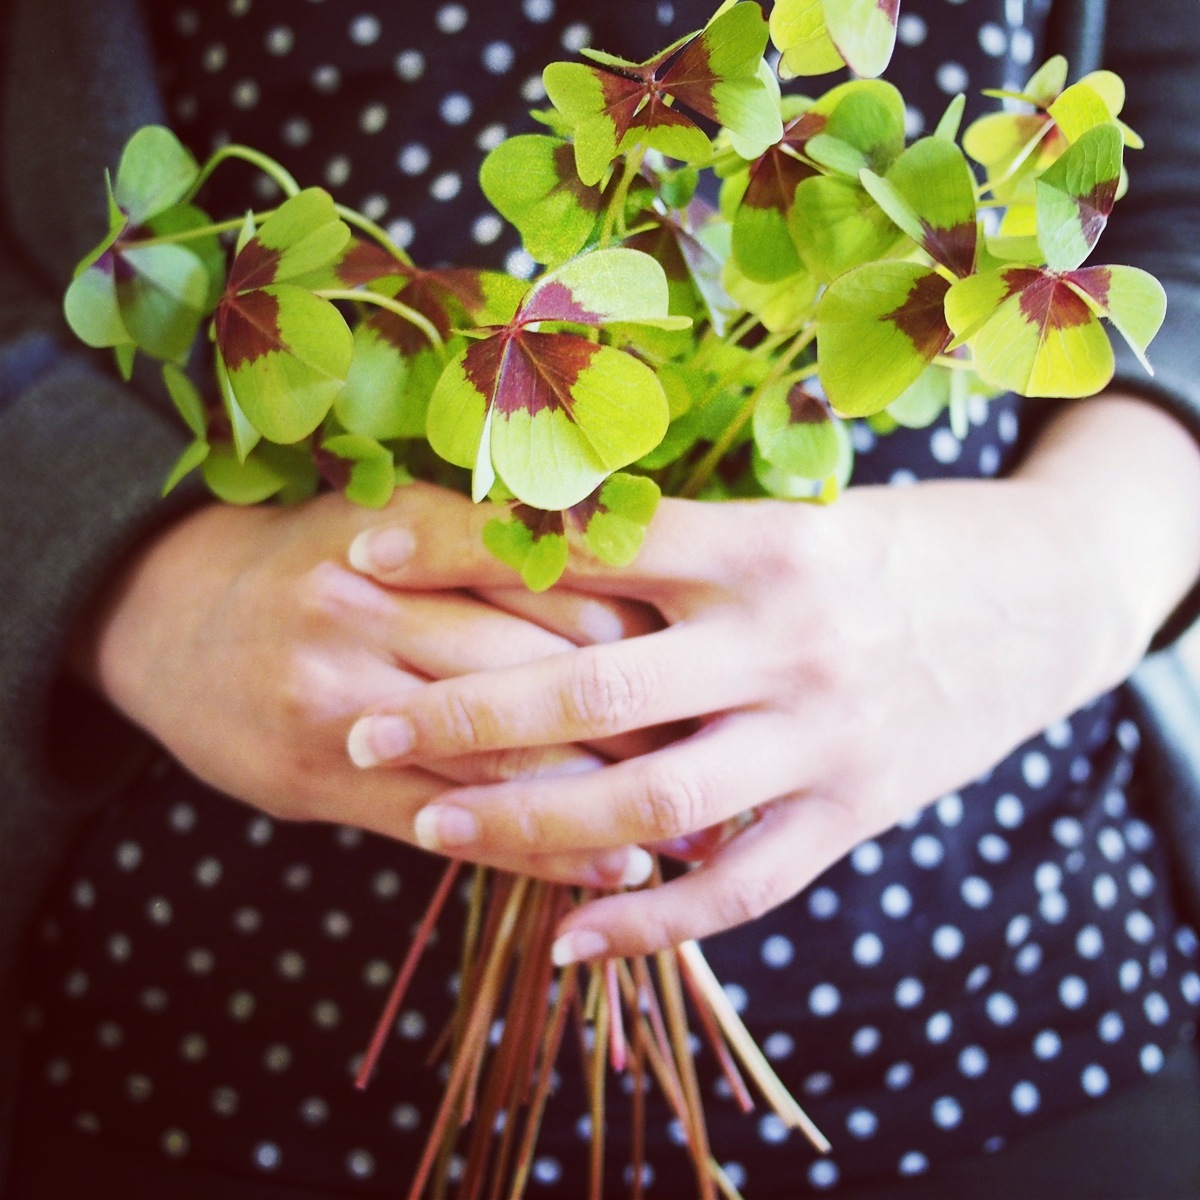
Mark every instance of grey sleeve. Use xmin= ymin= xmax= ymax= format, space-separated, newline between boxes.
xmin=1098 ymin=0 xmax=1200 ymax=648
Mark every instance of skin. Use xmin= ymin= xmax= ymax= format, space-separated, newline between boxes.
xmin=69 ymin=488 xmax=663 ymax=890
xmin=340 ymin=394 xmax=1200 ymax=965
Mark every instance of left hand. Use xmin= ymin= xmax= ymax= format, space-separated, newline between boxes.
xmin=343 ymin=397 xmax=1200 ymax=960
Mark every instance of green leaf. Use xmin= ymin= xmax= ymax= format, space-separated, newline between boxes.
xmin=886 ymin=364 xmax=952 ymax=428
xmin=162 ymin=439 xmax=210 ymax=496
xmin=570 ymin=472 xmax=660 ymax=566
xmin=483 ymin=508 xmax=569 ymax=592
xmin=480 ymin=135 xmax=604 ymax=266
xmin=770 ymin=0 xmax=845 ymax=77
xmin=117 ymin=242 xmax=211 ymax=363
xmin=945 ymin=266 xmax=1114 ymax=397
xmin=934 ymin=94 xmax=967 ymax=143
xmin=1064 ymin=264 xmax=1166 ymax=374
xmin=148 ymin=203 xmax=227 ymax=313
xmin=163 ymin=363 xmax=208 ymax=438
xmin=822 ymin=0 xmax=899 ymax=79
xmin=114 ymin=342 xmax=136 ymax=381
xmin=862 ymin=137 xmax=979 ymax=277
xmin=789 ymin=175 xmax=905 ymax=283
xmin=335 ymin=323 xmax=437 ymax=440
xmin=1047 ymin=81 xmax=1116 ymax=145
xmin=520 ymin=248 xmax=688 ymax=329
xmin=63 ymin=262 xmax=131 ymax=350
xmin=321 ymin=434 xmax=397 ymax=508
xmin=814 ymin=80 xmax=907 ymax=173
xmin=723 ymin=256 xmax=818 ymax=333
xmin=218 ymin=285 xmax=354 ymax=443
xmin=252 ymin=188 xmax=351 ymax=283
xmin=818 ymin=262 xmax=952 ymax=416
xmin=201 ymin=445 xmax=287 ymax=504
xmin=1035 ymin=122 xmax=1122 ymax=271
xmin=752 ymin=380 xmax=841 ymax=477
xmin=215 ymin=350 xmax=261 ymax=461
xmin=113 ymin=126 xmax=199 ymax=223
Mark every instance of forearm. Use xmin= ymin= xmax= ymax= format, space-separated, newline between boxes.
xmin=1014 ymin=391 xmax=1200 ymax=683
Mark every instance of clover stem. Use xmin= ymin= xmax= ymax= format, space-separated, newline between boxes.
xmin=187 ymin=144 xmax=302 ymax=201
xmin=334 ymin=205 xmax=416 ymax=267
xmin=678 ymin=325 xmax=816 ymax=499
xmin=933 ymin=353 xmax=977 ymax=371
xmin=600 ymin=147 xmax=648 ymax=247
xmin=129 ymin=213 xmax=277 ymax=248
xmin=314 ymin=289 xmax=444 ymax=349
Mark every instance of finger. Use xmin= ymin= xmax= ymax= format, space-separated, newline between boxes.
xmin=298 ymin=764 xmax=655 ymax=890
xmin=407 ymin=712 xmax=807 ymax=857
xmin=549 ymin=793 xmax=856 ymax=961
xmin=351 ymin=483 xmax=789 ymax=599
xmin=477 ymin=586 xmax=663 ymax=646
xmin=346 ymin=621 xmax=759 ymax=766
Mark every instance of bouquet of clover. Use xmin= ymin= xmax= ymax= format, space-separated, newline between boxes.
xmin=64 ymin=1 xmax=1164 ymax=1197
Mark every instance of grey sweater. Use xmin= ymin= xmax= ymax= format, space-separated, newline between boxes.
xmin=2 ymin=0 xmax=1199 ymax=1178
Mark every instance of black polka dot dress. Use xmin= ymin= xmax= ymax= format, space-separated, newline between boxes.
xmin=17 ymin=2 xmax=1200 ymax=1197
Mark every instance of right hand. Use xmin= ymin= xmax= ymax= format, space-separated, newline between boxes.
xmin=67 ymin=487 xmax=657 ymax=889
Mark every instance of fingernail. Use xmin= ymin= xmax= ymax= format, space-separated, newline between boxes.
xmin=347 ymin=716 xmax=415 ymax=768
xmin=621 ymin=847 xmax=654 ymax=888
xmin=414 ymin=806 xmax=480 ymax=852
xmin=349 ymin=528 xmax=415 ymax=574
xmin=551 ymin=929 xmax=609 ymax=967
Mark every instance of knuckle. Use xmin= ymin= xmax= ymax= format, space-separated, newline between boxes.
xmin=741 ymin=505 xmax=812 ymax=583
xmin=715 ymin=871 xmax=780 ymax=929
xmin=438 ymin=689 xmax=489 ymax=752
xmin=488 ymin=746 xmax=552 ymax=783
xmin=294 ymin=561 xmax=355 ymax=625
xmin=277 ymin=651 xmax=333 ymax=727
xmin=631 ymin=763 xmax=709 ymax=842
xmin=565 ymin=648 xmax=654 ymax=735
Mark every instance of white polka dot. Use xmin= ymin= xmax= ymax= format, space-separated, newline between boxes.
xmin=656 ymin=2 xmax=675 ymax=23
xmin=986 ymin=992 xmax=1018 ymax=1026
xmin=937 ymin=793 xmax=964 ymax=827
xmin=809 ymin=983 xmax=841 ymax=1017
xmin=889 ymin=468 xmax=918 ymax=487
xmin=1034 ymin=862 xmax=1062 ymax=892
xmin=962 ymin=876 xmax=993 ymax=908
xmin=897 ymin=13 xmax=927 ymax=44
xmin=146 ymin=897 xmax=173 ymax=925
xmin=1081 ymin=1064 xmax=1109 ymax=1097
xmin=758 ymin=1114 xmax=789 ymax=1144
xmin=127 ymin=1074 xmax=153 ymax=1101
xmin=1011 ymin=1080 xmax=1039 ymax=1114
xmin=1120 ymin=959 xmax=1143 ymax=993
xmin=1053 ymin=817 xmax=1084 ymax=849
xmin=1126 ymin=819 xmax=1155 ymax=852
xmin=886 ymin=1061 xmax=914 ymax=1090
xmin=1128 ymin=864 xmax=1155 ymax=898
xmin=965 ymin=964 xmax=992 ymax=993
xmin=386 ymin=219 xmax=415 ymax=250
xmin=175 ymin=9 xmax=200 ymax=35
xmin=1181 ymin=973 xmax=1200 ymax=1005
xmin=561 ymin=21 xmax=591 ymax=52
xmin=895 ymin=977 xmax=924 ymax=1008
xmin=313 ymin=1000 xmax=341 ymax=1029
xmin=926 ymin=1012 xmax=953 ymax=1043
xmin=978 ymin=22 xmax=1008 ymax=55
xmin=265 ymin=25 xmax=294 ymax=54
xmin=108 ymin=933 xmax=132 ymax=963
xmin=1094 ymin=873 xmax=1119 ymax=909
xmin=881 ymin=884 xmax=912 ymax=918
xmin=436 ymin=3 xmax=468 ymax=32
xmin=899 ymin=1151 xmax=929 ymax=1176
xmin=808 ymin=886 xmax=839 ymax=919
xmin=1040 ymin=891 xmax=1068 ymax=924
xmin=395 ymin=50 xmax=426 ymax=81
xmin=803 ymin=1071 xmax=833 ymax=1096
xmin=391 ymin=1102 xmax=419 ymax=1130
xmin=1011 ymin=27 xmax=1035 ymax=64
xmin=186 ymin=947 xmax=215 ymax=975
xmin=282 ymin=117 xmax=311 ymax=147
xmin=847 ymin=1107 xmax=878 ymax=1138
xmin=976 ymin=442 xmax=999 ymax=473
xmin=398 ymin=143 xmax=431 ymax=176
xmin=1022 ymin=751 xmax=1052 ymax=788
xmin=1059 ymin=975 xmax=1088 ymax=1009
xmin=723 ymin=982 xmax=748 ymax=1013
xmin=933 ymin=925 xmax=964 ymax=959
xmin=523 ymin=0 xmax=554 ymax=21
xmin=1006 ymin=914 xmax=1032 ymax=946
xmin=477 ymin=122 xmax=508 ymax=152
xmin=521 ymin=73 xmax=548 ymax=102
xmin=852 ymin=1025 xmax=881 ymax=1055
xmin=483 ymin=41 xmax=515 ymax=73
xmin=202 ymin=42 xmax=228 ymax=72
xmin=911 ymin=834 xmax=944 ymax=868
xmin=311 ymin=64 xmax=341 ymax=94
xmin=852 ymin=841 xmax=884 ymax=874
xmin=254 ymin=1142 xmax=282 ymax=1171
xmin=932 ymin=1096 xmax=962 ymax=1129
xmin=359 ymin=102 xmax=388 ymax=134
xmin=1098 ymin=1011 xmax=1124 ymax=1042
xmin=936 ymin=61 xmax=969 ymax=94
xmin=505 ymin=247 xmax=536 ymax=280
xmin=998 ymin=409 xmax=1019 ymax=443
xmin=1098 ymin=826 xmax=1126 ymax=863
xmin=163 ymin=1129 xmax=189 ymax=1158
xmin=1127 ymin=911 xmax=1155 ymax=944
xmin=1144 ymin=992 xmax=1170 ymax=1025
xmin=1141 ymin=1044 xmax=1165 ymax=1074
xmin=349 ymin=13 xmax=381 ymax=44
xmin=764 ymin=1031 xmax=794 ymax=1060
xmin=904 ymin=105 xmax=925 ymax=139
xmin=472 ymin=213 xmax=504 ymax=245
xmin=930 ymin=427 xmax=961 ymax=463
xmin=958 ymin=1045 xmax=988 ymax=1077
xmin=978 ymin=833 xmax=1010 ymax=863
xmin=1015 ymin=942 xmax=1043 ymax=974
xmin=992 ymin=794 xmax=1023 ymax=829
xmin=73 ymin=880 xmax=96 ymax=909
xmin=762 ymin=934 xmax=794 ymax=968
xmin=440 ymin=93 xmax=473 ymax=125
xmin=853 ymin=932 xmax=884 ymax=967
xmin=195 ymin=857 xmax=222 ymax=887
xmin=116 ymin=841 xmax=143 ymax=871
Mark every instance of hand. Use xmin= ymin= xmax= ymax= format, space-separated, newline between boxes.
xmin=344 ymin=397 xmax=1200 ymax=959
xmin=69 ymin=487 xmax=657 ymax=889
